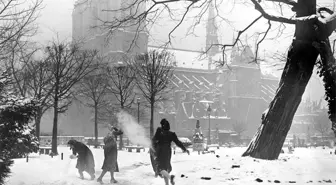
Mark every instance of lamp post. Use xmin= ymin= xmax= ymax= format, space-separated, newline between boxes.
xmin=136 ymin=97 xmax=140 ymax=124
xmin=207 ymin=105 xmax=212 ymax=145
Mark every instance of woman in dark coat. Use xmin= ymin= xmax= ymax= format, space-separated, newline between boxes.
xmin=150 ymin=127 xmax=162 ymax=177
xmin=97 ymin=126 xmax=123 ymax=184
xmin=152 ymin=119 xmax=190 ymax=185
xmin=67 ymin=139 xmax=95 ymax=180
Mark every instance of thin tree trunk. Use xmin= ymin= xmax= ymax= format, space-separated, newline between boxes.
xmin=150 ymin=102 xmax=154 ymax=138
xmin=118 ymin=105 xmax=124 ymax=150
xmin=242 ymin=0 xmax=318 ymax=160
xmin=52 ymin=93 xmax=59 ymax=155
xmin=35 ymin=109 xmax=42 ymax=140
xmin=52 ymin=69 xmax=60 ymax=155
xmin=119 ymin=134 xmax=123 ymax=150
xmin=94 ymin=103 xmax=98 ymax=148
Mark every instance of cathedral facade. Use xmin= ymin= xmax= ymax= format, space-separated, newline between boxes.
xmin=46 ymin=0 xmax=280 ymax=140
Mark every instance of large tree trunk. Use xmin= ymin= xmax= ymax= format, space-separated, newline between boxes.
xmin=35 ymin=108 xmax=42 ymax=140
xmin=242 ymin=0 xmax=319 ymax=160
xmin=94 ymin=103 xmax=98 ymax=148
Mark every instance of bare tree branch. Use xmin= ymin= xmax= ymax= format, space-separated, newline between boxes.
xmin=126 ymin=49 xmax=175 ymax=137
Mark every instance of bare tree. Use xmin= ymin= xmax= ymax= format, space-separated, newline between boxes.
xmin=127 ymin=50 xmax=175 ymax=138
xmin=95 ymin=0 xmax=336 ymax=160
xmin=45 ymin=41 xmax=99 ymax=155
xmin=0 ymin=0 xmax=42 ymax=60
xmin=106 ymin=61 xmax=135 ymax=110
xmin=105 ymin=57 xmax=136 ymax=149
xmin=77 ymin=67 xmax=109 ymax=148
xmin=313 ymin=110 xmax=331 ymax=142
xmin=23 ymin=58 xmax=54 ymax=139
xmin=4 ymin=42 xmax=38 ymax=97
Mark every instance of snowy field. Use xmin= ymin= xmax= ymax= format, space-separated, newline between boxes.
xmin=5 ymin=146 xmax=336 ymax=185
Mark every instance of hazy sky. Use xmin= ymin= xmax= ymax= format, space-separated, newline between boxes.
xmin=32 ymin=0 xmax=334 ymax=102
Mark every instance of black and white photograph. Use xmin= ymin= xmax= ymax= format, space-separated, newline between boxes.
xmin=0 ymin=0 xmax=335 ymax=184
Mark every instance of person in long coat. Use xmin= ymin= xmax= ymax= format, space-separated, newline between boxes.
xmin=152 ymin=119 xmax=190 ymax=185
xmin=67 ymin=139 xmax=95 ymax=180
xmin=150 ymin=127 xmax=162 ymax=177
xmin=97 ymin=126 xmax=123 ymax=184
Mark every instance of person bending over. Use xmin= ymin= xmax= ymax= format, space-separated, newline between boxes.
xmin=68 ymin=139 xmax=95 ymax=180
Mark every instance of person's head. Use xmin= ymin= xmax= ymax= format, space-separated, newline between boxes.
xmin=160 ymin=118 xmax=170 ymax=131
xmin=67 ymin=139 xmax=77 ymax=150
xmin=196 ymin=120 xmax=200 ymax=128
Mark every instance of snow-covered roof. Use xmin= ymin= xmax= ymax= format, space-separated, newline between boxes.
xmin=148 ymin=46 xmax=217 ymax=70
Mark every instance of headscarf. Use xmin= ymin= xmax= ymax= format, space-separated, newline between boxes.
xmin=67 ymin=139 xmax=77 ymax=150
xmin=160 ymin=118 xmax=170 ymax=131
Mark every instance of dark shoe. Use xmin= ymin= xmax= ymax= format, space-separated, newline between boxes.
xmin=97 ymin=178 xmax=103 ymax=184
xmin=170 ymin=175 xmax=175 ymax=185
xmin=110 ymin=179 xmax=118 ymax=183
xmin=91 ymin=174 xmax=95 ymax=180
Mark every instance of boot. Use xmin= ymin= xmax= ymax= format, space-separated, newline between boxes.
xmin=79 ymin=171 xmax=84 ymax=180
xmin=170 ymin=175 xmax=175 ymax=185
xmin=110 ymin=179 xmax=118 ymax=183
xmin=97 ymin=178 xmax=103 ymax=184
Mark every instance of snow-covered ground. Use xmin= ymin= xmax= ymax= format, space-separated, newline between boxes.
xmin=5 ymin=147 xmax=336 ymax=185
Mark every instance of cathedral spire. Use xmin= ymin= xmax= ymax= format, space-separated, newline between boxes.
xmin=205 ymin=1 xmax=220 ymax=57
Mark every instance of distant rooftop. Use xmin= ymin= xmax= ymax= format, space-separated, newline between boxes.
xmin=148 ymin=45 xmax=217 ymax=70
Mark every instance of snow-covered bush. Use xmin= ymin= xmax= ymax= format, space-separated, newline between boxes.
xmin=0 ymin=73 xmax=40 ymax=184
xmin=0 ymin=97 xmax=40 ymax=159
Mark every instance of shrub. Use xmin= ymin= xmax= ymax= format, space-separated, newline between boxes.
xmin=0 ymin=74 xmax=40 ymax=184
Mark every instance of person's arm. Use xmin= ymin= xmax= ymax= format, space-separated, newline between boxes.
xmin=113 ymin=128 xmax=123 ymax=136
xmin=72 ymin=145 xmax=78 ymax=155
xmin=172 ymin=132 xmax=187 ymax=152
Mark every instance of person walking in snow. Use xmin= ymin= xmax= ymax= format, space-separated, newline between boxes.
xmin=150 ymin=127 xmax=162 ymax=177
xmin=68 ymin=139 xmax=95 ymax=180
xmin=152 ymin=119 xmax=190 ymax=185
xmin=97 ymin=126 xmax=123 ymax=184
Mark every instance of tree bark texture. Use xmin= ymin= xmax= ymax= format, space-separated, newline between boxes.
xmin=242 ymin=0 xmax=319 ymax=160
xmin=313 ymin=40 xmax=336 ymax=135
xmin=94 ymin=103 xmax=98 ymax=148
xmin=52 ymin=91 xmax=59 ymax=155
xmin=35 ymin=109 xmax=42 ymax=140
xmin=52 ymin=74 xmax=60 ymax=155
xmin=119 ymin=135 xmax=123 ymax=150
xmin=150 ymin=102 xmax=154 ymax=138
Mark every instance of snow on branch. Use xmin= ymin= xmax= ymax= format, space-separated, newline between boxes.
xmin=264 ymin=0 xmax=297 ymax=7
xmin=249 ymin=0 xmax=317 ymax=24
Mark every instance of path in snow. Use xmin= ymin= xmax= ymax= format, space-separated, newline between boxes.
xmin=5 ymin=147 xmax=336 ymax=185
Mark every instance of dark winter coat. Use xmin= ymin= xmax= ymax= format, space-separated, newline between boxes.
xmin=101 ymin=128 xmax=123 ymax=172
xmin=152 ymin=127 xmax=187 ymax=173
xmin=68 ymin=140 xmax=95 ymax=174
xmin=150 ymin=127 xmax=162 ymax=174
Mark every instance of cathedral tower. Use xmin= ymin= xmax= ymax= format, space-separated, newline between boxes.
xmin=205 ymin=1 xmax=220 ymax=69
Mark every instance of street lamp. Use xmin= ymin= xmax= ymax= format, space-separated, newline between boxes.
xmin=207 ymin=104 xmax=212 ymax=145
xmin=136 ymin=97 xmax=141 ymax=124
